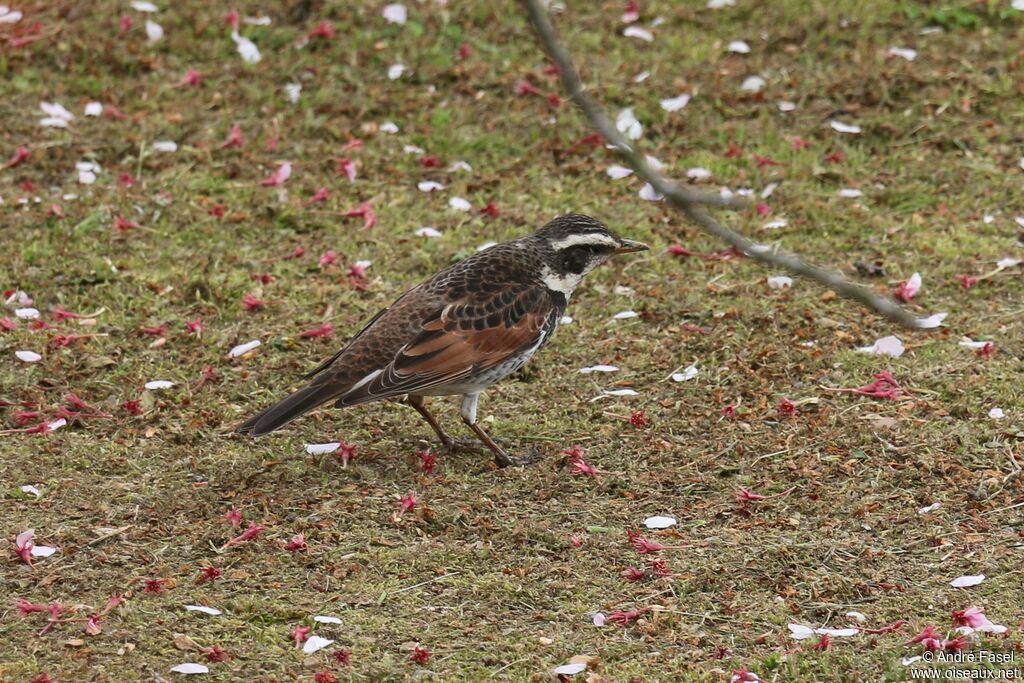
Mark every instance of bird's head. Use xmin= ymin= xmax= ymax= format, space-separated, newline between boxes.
xmin=531 ymin=214 xmax=649 ymax=296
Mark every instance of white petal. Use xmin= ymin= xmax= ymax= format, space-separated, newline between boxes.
xmin=902 ymin=656 xmax=922 ymax=666
xmin=976 ymin=624 xmax=1008 ymax=634
xmin=916 ymin=312 xmax=948 ymax=329
xmin=21 ymin=485 xmax=42 ymax=497
xmin=403 ymin=144 xmax=425 ymax=154
xmin=778 ymin=100 xmax=796 ymax=112
xmin=918 ymin=502 xmax=941 ymax=514
xmin=639 ymin=183 xmax=663 ymax=201
xmin=603 ymin=389 xmax=639 ymax=397
xmin=707 ymin=0 xmax=736 ymax=7
xmin=31 ymin=545 xmax=57 ymax=557
xmin=727 ymin=40 xmax=750 ymax=54
xmin=145 ymin=380 xmax=175 ymax=390
xmin=816 ymin=627 xmax=858 ymax=637
xmin=958 ymin=338 xmax=988 ymax=349
xmin=686 ymin=167 xmax=711 ymax=180
xmin=553 ymin=663 xmax=587 ymax=675
xmin=228 ymin=340 xmax=261 ymax=358
xmin=761 ymin=182 xmax=778 ymax=198
xmin=615 ymin=108 xmax=642 ymax=140
xmin=243 ymin=16 xmax=272 ymax=26
xmin=16 ymin=350 xmax=42 ymax=362
xmin=672 ymin=363 xmax=699 ymax=382
xmin=448 ymin=196 xmax=472 ymax=211
xmin=997 ymin=257 xmax=1021 ymax=269
xmin=660 ymin=94 xmax=690 ymax=112
xmin=284 ymin=83 xmax=302 ymax=103
xmin=606 ymin=165 xmax=634 ymax=180
xmin=184 ymin=605 xmax=222 ymax=615
xmin=838 ymin=188 xmax=863 ymax=198
xmin=767 ymin=275 xmax=792 ymax=289
xmin=231 ymin=32 xmax=261 ymax=63
xmin=415 ymin=226 xmax=442 ymax=238
xmin=131 ymin=1 xmax=159 ymax=11
xmin=302 ymin=635 xmax=334 ymax=654
xmin=845 ymin=611 xmax=867 ymax=623
xmin=644 ymin=515 xmax=676 ymax=529
xmin=787 ymin=623 xmax=816 ymax=640
xmin=45 ymin=418 xmax=66 ymax=432
xmin=989 ymin=407 xmax=1005 ymax=420
xmin=950 ymin=574 xmax=985 ymax=588
xmin=78 ymin=169 xmax=97 ymax=184
xmin=84 ymin=102 xmax=103 ymax=116
xmin=763 ymin=218 xmax=787 ymax=229
xmin=560 ymin=315 xmax=573 ymax=325
xmin=740 ymin=75 xmax=765 ymax=92
xmin=417 ymin=181 xmax=444 ymax=192
xmin=170 ymin=663 xmax=209 ymax=674
xmin=592 ymin=612 xmax=606 ymax=626
xmin=830 ymin=120 xmax=862 ymax=134
xmin=387 ymin=63 xmax=406 ymax=80
xmin=886 ymin=46 xmax=917 ymax=61
xmin=14 ymin=307 xmax=39 ymax=319
xmin=314 ymin=615 xmax=343 ymax=624
xmin=857 ymin=335 xmax=904 ymax=357
xmin=0 ymin=7 xmax=23 ymax=23
xmin=447 ymin=160 xmax=472 ymax=173
xmin=153 ymin=140 xmax=177 ymax=152
xmin=633 ymin=70 xmax=650 ymax=83
xmin=1015 ymin=0 xmax=1024 ymax=10
xmin=145 ymin=20 xmax=163 ymax=42
xmin=305 ymin=442 xmax=340 ymax=455
xmin=380 ymin=121 xmax=399 ymax=134
xmin=623 ymin=26 xmax=653 ymax=42
xmin=382 ymin=3 xmax=407 ymax=24
xmin=41 ymin=101 xmax=74 ymax=120
xmin=40 ymin=117 xmax=70 ymax=128
xmin=644 ymin=155 xmax=664 ymax=172
xmin=579 ymin=364 xmax=618 ymax=374
xmin=613 ymin=310 xmax=638 ymax=320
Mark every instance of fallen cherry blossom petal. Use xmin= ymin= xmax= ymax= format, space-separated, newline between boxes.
xmin=660 ymin=94 xmax=690 ymax=112
xmin=228 ymin=340 xmax=261 ymax=358
xmin=170 ymin=663 xmax=209 ymax=675
xmin=607 ymin=165 xmax=634 ymax=179
xmin=415 ymin=227 xmax=442 ymax=238
xmin=644 ymin=516 xmax=676 ymax=529
xmin=740 ymin=75 xmax=765 ymax=92
xmin=579 ymin=364 xmax=618 ymax=374
xmin=623 ymin=26 xmax=653 ymax=41
xmin=382 ymin=3 xmax=407 ymax=24
xmin=895 ymin=272 xmax=922 ymax=302
xmin=314 ymin=615 xmax=342 ymax=624
xmin=231 ymin=31 xmax=261 ymax=63
xmin=145 ymin=380 xmax=175 ymax=390
xmin=788 ymin=623 xmax=816 ymax=640
xmin=857 ymin=335 xmax=905 ymax=357
xmin=830 ymin=120 xmax=862 ymax=134
xmin=553 ymin=663 xmax=587 ymax=676
xmin=184 ymin=605 xmax=222 ymax=616
xmin=950 ymin=574 xmax=984 ymax=588
xmin=303 ymin=635 xmax=334 ymax=654
xmin=261 ymin=161 xmax=292 ymax=186
xmin=15 ymin=350 xmax=42 ymax=363
xmin=672 ymin=363 xmax=698 ymax=382
xmin=916 ymin=312 xmax=947 ymax=328
xmin=767 ymin=275 xmax=792 ymax=289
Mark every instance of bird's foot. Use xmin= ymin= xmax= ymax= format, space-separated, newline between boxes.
xmin=493 ymin=445 xmax=542 ymax=468
xmin=436 ymin=437 xmax=487 ymax=455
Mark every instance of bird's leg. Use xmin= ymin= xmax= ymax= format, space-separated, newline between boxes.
xmin=459 ymin=393 xmax=540 ymax=468
xmin=407 ymin=395 xmax=454 ymax=447
xmin=407 ymin=395 xmax=483 ymax=454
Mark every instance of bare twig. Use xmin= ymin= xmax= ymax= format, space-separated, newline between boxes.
xmin=524 ymin=0 xmax=924 ymax=329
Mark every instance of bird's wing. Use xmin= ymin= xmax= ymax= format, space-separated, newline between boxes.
xmin=336 ymin=283 xmax=556 ymax=405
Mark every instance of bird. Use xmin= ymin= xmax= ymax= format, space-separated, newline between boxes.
xmin=236 ymin=213 xmax=648 ymax=467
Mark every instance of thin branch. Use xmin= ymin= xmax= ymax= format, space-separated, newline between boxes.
xmin=524 ymin=0 xmax=925 ymax=330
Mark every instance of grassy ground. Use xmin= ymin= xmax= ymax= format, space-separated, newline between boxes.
xmin=2 ymin=0 xmax=1023 ymax=680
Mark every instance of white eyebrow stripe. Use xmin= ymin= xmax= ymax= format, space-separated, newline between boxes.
xmin=548 ymin=233 xmax=619 ymax=251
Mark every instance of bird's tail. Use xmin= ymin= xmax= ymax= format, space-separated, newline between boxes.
xmin=235 ymin=383 xmax=345 ymax=436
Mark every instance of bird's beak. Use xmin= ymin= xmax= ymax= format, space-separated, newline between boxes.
xmin=615 ymin=238 xmax=650 ymax=254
